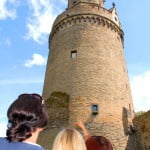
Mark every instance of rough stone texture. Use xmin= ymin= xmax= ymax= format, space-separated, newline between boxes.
xmin=40 ymin=1 xmax=135 ymax=150
xmin=68 ymin=0 xmax=104 ymax=8
xmin=133 ymin=111 xmax=150 ymax=150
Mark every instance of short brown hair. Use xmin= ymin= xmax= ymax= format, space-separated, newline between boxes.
xmin=86 ymin=136 xmax=113 ymax=150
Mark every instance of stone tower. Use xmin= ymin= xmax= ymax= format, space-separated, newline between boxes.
xmin=41 ymin=1 xmax=135 ymax=150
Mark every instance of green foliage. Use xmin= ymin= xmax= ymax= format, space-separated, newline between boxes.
xmin=135 ymin=111 xmax=146 ymax=117
xmin=45 ymin=91 xmax=69 ymax=108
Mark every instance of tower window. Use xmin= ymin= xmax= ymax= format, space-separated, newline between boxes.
xmin=92 ymin=104 xmax=99 ymax=115
xmin=73 ymin=1 xmax=77 ymax=5
xmin=71 ymin=50 xmax=77 ymax=58
xmin=115 ymin=17 xmax=118 ymax=22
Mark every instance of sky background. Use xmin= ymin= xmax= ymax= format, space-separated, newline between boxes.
xmin=0 ymin=0 xmax=150 ymax=137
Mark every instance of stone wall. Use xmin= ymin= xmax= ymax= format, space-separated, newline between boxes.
xmin=133 ymin=111 xmax=150 ymax=150
xmin=41 ymin=2 xmax=135 ymax=150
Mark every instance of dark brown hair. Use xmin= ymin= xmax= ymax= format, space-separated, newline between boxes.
xmin=86 ymin=136 xmax=113 ymax=150
xmin=6 ymin=93 xmax=48 ymax=142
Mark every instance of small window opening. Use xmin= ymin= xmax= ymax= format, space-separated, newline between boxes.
xmin=73 ymin=1 xmax=77 ymax=5
xmin=92 ymin=104 xmax=98 ymax=115
xmin=115 ymin=17 xmax=118 ymax=22
xmin=71 ymin=50 xmax=77 ymax=58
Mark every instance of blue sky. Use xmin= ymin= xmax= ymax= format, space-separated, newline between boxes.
xmin=0 ymin=0 xmax=150 ymax=137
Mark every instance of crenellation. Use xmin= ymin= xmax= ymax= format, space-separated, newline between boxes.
xmin=50 ymin=14 xmax=123 ymax=40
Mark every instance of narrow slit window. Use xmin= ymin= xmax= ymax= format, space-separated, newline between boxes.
xmin=92 ymin=104 xmax=99 ymax=115
xmin=71 ymin=50 xmax=77 ymax=58
xmin=73 ymin=1 xmax=77 ymax=5
xmin=115 ymin=17 xmax=118 ymax=22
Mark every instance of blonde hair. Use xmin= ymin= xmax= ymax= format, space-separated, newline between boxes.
xmin=52 ymin=128 xmax=87 ymax=150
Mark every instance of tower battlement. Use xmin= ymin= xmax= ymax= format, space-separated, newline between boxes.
xmin=50 ymin=2 xmax=122 ymax=41
xmin=50 ymin=14 xmax=124 ymax=43
xmin=68 ymin=0 xmax=104 ymax=8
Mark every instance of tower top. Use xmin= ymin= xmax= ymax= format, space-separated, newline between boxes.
xmin=68 ymin=0 xmax=105 ymax=9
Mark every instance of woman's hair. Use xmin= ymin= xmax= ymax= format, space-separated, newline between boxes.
xmin=6 ymin=93 xmax=48 ymax=142
xmin=86 ymin=136 xmax=113 ymax=150
xmin=52 ymin=128 xmax=87 ymax=150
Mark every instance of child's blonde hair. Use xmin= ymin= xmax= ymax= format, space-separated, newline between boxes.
xmin=52 ymin=128 xmax=87 ymax=150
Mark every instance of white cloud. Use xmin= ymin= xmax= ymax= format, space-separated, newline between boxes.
xmin=130 ymin=70 xmax=150 ymax=112
xmin=0 ymin=38 xmax=12 ymax=46
xmin=24 ymin=53 xmax=47 ymax=67
xmin=25 ymin=0 xmax=61 ymax=44
xmin=0 ymin=0 xmax=17 ymax=20
xmin=60 ymin=0 xmax=67 ymax=4
xmin=5 ymin=38 xmax=12 ymax=46
xmin=0 ymin=79 xmax=43 ymax=85
xmin=0 ymin=124 xmax=6 ymax=137
xmin=0 ymin=122 xmax=7 ymax=137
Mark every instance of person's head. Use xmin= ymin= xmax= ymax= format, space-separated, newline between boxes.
xmin=86 ymin=136 xmax=113 ymax=150
xmin=52 ymin=128 xmax=87 ymax=150
xmin=6 ymin=93 xmax=48 ymax=142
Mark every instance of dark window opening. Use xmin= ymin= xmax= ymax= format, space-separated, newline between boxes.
xmin=73 ymin=1 xmax=77 ymax=5
xmin=92 ymin=104 xmax=99 ymax=115
xmin=71 ymin=50 xmax=77 ymax=58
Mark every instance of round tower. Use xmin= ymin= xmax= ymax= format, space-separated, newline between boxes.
xmin=41 ymin=1 xmax=135 ymax=150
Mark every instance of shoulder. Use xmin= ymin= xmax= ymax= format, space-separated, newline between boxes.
xmin=22 ymin=142 xmax=45 ymax=150
xmin=0 ymin=138 xmax=45 ymax=150
xmin=0 ymin=137 xmax=8 ymax=143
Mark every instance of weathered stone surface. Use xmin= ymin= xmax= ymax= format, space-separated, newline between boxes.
xmin=40 ymin=1 xmax=135 ymax=150
xmin=134 ymin=111 xmax=150 ymax=150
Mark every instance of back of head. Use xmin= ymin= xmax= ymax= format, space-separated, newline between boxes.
xmin=6 ymin=93 xmax=48 ymax=142
xmin=52 ymin=128 xmax=87 ymax=150
xmin=86 ymin=136 xmax=113 ymax=150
